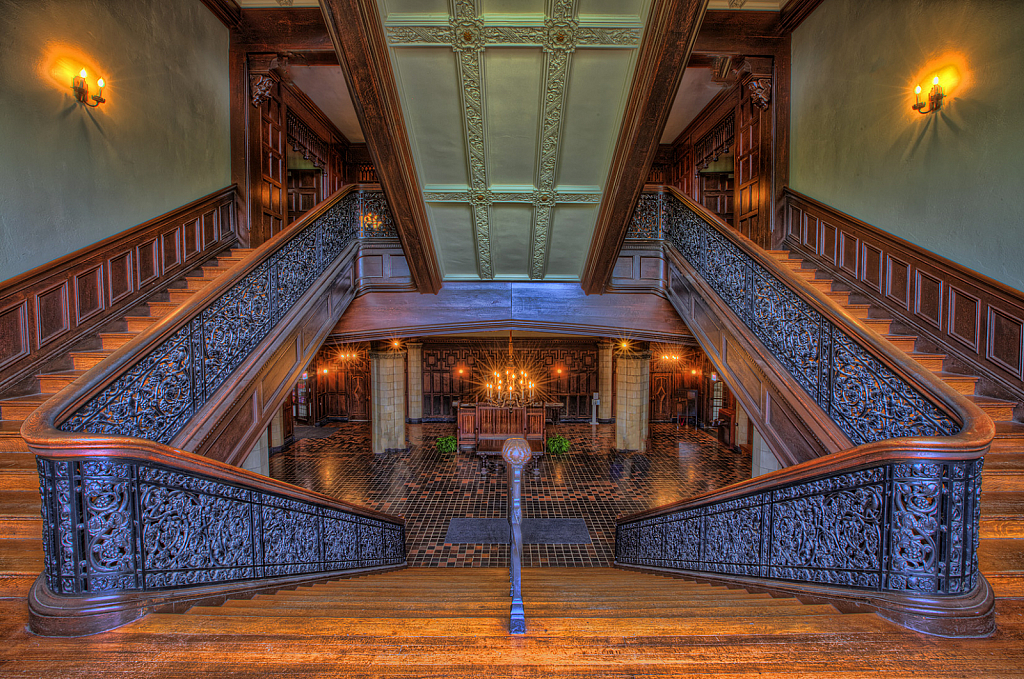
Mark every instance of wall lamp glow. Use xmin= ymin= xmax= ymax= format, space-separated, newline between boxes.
xmin=913 ymin=76 xmax=943 ymax=114
xmin=72 ymin=69 xmax=105 ymax=107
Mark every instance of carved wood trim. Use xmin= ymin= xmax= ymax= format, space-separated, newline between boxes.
xmin=320 ymin=0 xmax=443 ymax=294
xmin=199 ymin=0 xmax=242 ymax=30
xmin=776 ymin=0 xmax=827 ymax=35
xmin=580 ymin=0 xmax=708 ymax=295
xmin=0 ymin=186 xmax=238 ymax=396
xmin=783 ymin=188 xmax=1024 ymax=403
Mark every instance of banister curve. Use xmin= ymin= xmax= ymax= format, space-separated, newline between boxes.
xmin=21 ymin=185 xmax=407 ymax=637
xmin=616 ymin=186 xmax=995 ymax=638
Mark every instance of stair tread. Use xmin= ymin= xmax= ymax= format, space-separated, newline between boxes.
xmin=0 ymin=490 xmax=41 ymax=517
xmin=0 ymin=452 xmax=35 ymax=470
xmin=995 ymin=421 xmax=1024 ymax=437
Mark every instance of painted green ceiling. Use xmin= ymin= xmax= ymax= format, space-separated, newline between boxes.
xmin=377 ymin=0 xmax=652 ymax=281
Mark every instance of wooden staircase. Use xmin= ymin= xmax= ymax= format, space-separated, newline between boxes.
xmin=0 ymin=248 xmax=252 ymax=597
xmin=1 ymin=567 xmax=1022 ymax=675
xmin=768 ymin=250 xmax=1024 ymax=599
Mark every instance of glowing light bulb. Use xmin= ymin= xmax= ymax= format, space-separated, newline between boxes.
xmin=915 ymin=85 xmax=922 ymax=94
xmin=79 ymin=69 xmax=87 ymax=78
xmin=933 ymin=76 xmax=940 ymax=86
xmin=97 ymin=77 xmax=105 ymax=88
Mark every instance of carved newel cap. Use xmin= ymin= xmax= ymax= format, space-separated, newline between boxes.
xmin=501 ymin=437 xmax=532 ymax=466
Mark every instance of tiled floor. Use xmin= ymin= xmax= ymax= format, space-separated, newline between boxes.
xmin=270 ymin=422 xmax=751 ymax=567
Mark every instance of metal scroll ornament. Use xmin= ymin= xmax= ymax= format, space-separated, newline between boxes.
xmin=59 ymin=191 xmax=391 ymax=445
xmin=37 ymin=457 xmax=405 ymax=595
xmin=663 ymin=194 xmax=959 ymax=445
xmin=617 ymin=459 xmax=982 ymax=594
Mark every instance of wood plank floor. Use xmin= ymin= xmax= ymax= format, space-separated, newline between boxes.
xmin=1 ymin=568 xmax=1023 ymax=678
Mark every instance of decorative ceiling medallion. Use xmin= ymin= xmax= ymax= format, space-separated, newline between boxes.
xmin=450 ymin=17 xmax=486 ymax=53
xmin=543 ymin=19 xmax=578 ymax=53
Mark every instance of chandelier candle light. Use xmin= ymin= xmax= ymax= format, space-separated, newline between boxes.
xmin=484 ymin=332 xmax=536 ymax=407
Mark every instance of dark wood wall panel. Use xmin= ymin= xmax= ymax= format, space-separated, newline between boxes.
xmin=0 ymin=187 xmax=237 ymax=394
xmin=784 ymin=188 xmax=1024 ymax=401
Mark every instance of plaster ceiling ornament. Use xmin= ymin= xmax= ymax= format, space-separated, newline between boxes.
xmin=748 ymin=77 xmax=773 ymax=110
xmin=249 ymin=74 xmax=274 ymax=107
xmin=383 ymin=0 xmax=647 ymax=281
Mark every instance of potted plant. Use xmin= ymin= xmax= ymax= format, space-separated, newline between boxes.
xmin=546 ymin=434 xmax=570 ymax=456
xmin=436 ymin=435 xmax=458 ymax=455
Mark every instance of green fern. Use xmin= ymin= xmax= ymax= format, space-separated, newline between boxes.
xmin=546 ymin=434 xmax=570 ymax=455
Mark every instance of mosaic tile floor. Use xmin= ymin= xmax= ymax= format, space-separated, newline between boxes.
xmin=270 ymin=422 xmax=752 ymax=568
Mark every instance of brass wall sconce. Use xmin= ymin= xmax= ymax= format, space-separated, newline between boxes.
xmin=72 ymin=69 xmax=105 ymax=107
xmin=913 ymin=76 xmax=943 ymax=114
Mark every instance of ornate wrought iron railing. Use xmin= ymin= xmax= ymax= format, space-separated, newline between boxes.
xmin=22 ymin=185 xmax=406 ymax=635
xmin=38 ymin=456 xmax=404 ymax=595
xmin=615 ymin=187 xmax=996 ymax=637
xmin=58 ymin=187 xmax=392 ymax=446
xmin=663 ymin=191 xmax=958 ymax=445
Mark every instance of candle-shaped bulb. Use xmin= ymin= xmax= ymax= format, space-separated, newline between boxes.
xmin=915 ymin=85 xmax=922 ymax=95
xmin=932 ymin=76 xmax=939 ymax=86
xmin=80 ymin=69 xmax=87 ymax=78
xmin=97 ymin=77 xmax=105 ymax=89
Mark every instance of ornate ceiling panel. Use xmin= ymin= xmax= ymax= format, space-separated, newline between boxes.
xmin=377 ymin=0 xmax=652 ymax=281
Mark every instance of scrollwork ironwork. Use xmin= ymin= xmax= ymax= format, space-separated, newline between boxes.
xmin=37 ymin=457 xmax=405 ymax=595
xmin=663 ymin=194 xmax=959 ymax=445
xmin=617 ymin=459 xmax=982 ymax=595
xmin=60 ymin=191 xmax=377 ymax=445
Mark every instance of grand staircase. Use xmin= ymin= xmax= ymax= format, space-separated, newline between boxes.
xmin=0 ymin=247 xmax=252 ymax=597
xmin=768 ymin=249 xmax=1024 ymax=599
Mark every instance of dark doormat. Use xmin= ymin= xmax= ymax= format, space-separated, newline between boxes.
xmin=444 ymin=518 xmax=591 ymax=545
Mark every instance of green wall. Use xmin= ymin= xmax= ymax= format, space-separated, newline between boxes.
xmin=791 ymin=0 xmax=1024 ymax=293
xmin=0 ymin=0 xmax=230 ymax=281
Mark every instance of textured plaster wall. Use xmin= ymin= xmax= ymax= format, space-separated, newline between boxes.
xmin=0 ymin=0 xmax=230 ymax=280
xmin=791 ymin=0 xmax=1024 ymax=292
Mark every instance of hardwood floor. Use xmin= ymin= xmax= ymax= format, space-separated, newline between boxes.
xmin=1 ymin=568 xmax=1022 ymax=677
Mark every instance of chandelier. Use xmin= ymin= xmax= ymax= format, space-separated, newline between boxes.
xmin=483 ymin=332 xmax=536 ymax=407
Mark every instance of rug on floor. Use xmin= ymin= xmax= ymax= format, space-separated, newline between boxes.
xmin=445 ymin=518 xmax=591 ymax=544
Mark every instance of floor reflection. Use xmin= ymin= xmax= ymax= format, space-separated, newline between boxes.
xmin=270 ymin=422 xmax=751 ymax=567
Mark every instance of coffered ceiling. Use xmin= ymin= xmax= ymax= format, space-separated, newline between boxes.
xmin=375 ymin=0 xmax=652 ymax=282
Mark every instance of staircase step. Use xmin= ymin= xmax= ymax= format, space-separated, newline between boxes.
xmin=184 ymin=276 xmax=220 ymax=292
xmin=907 ymin=352 xmax=946 ymax=371
xmin=0 ymin=396 xmax=48 ymax=421
xmin=36 ymin=370 xmax=85 ymax=393
xmin=0 ymin=422 xmax=28 ymax=453
xmin=0 ymin=453 xmax=37 ymax=491
xmin=68 ymin=351 xmax=112 ymax=370
xmin=146 ymin=301 xmax=181 ymax=318
xmin=124 ymin=315 xmax=160 ymax=332
xmin=0 ymin=539 xmax=44 ymax=597
xmin=969 ymin=396 xmax=1017 ymax=421
xmin=823 ymin=290 xmax=851 ymax=305
xmin=932 ymin=371 xmax=980 ymax=395
xmin=167 ymin=288 xmax=197 ymax=304
xmin=860 ymin=317 xmax=893 ymax=334
xmin=883 ymin=335 xmax=918 ymax=352
xmin=0 ymin=490 xmax=42 ymax=539
xmin=98 ymin=332 xmax=138 ymax=350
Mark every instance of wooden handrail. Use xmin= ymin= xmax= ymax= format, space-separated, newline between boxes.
xmin=21 ymin=185 xmax=407 ymax=636
xmin=615 ymin=186 xmax=996 ymax=638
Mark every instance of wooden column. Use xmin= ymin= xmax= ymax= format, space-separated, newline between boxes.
xmin=615 ymin=349 xmax=651 ymax=452
xmin=370 ymin=347 xmax=406 ymax=453
xmin=406 ymin=341 xmax=423 ymax=423
xmin=598 ymin=340 xmax=614 ymax=423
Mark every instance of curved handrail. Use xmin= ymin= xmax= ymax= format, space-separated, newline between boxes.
xmin=616 ymin=186 xmax=995 ymax=637
xmin=21 ymin=185 xmax=406 ymax=635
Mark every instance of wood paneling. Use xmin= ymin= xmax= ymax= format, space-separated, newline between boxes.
xmin=310 ymin=345 xmax=371 ymax=422
xmin=0 ymin=187 xmax=237 ymax=394
xmin=784 ymin=188 xmax=1024 ymax=400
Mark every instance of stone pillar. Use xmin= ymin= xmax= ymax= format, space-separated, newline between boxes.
xmin=751 ymin=427 xmax=782 ymax=477
xmin=242 ymin=429 xmax=270 ymax=476
xmin=598 ymin=340 xmax=614 ymax=423
xmin=406 ymin=341 xmax=423 ymax=423
xmin=371 ymin=348 xmax=407 ymax=453
xmin=614 ymin=349 xmax=651 ymax=452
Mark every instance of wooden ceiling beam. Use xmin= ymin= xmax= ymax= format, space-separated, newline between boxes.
xmin=200 ymin=0 xmax=242 ymax=30
xmin=580 ymin=0 xmax=708 ymax=295
xmin=232 ymin=8 xmax=337 ymax=53
xmin=319 ymin=0 xmax=443 ymax=294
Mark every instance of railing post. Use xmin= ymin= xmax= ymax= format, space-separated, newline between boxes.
xmin=502 ymin=437 xmax=530 ymax=634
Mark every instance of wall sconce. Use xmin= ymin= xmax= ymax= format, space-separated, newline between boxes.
xmin=913 ymin=76 xmax=943 ymax=114
xmin=72 ymin=69 xmax=105 ymax=107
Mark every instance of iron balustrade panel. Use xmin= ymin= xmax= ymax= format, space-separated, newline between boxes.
xmin=37 ymin=456 xmax=405 ymax=595
xmin=624 ymin=192 xmax=665 ymax=240
xmin=616 ymin=459 xmax=982 ymax=594
xmin=663 ymin=194 xmax=960 ymax=445
xmin=58 ymin=191 xmax=386 ymax=445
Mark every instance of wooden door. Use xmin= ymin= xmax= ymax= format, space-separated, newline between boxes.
xmin=347 ymin=370 xmax=369 ymax=421
xmin=650 ymin=374 xmax=674 ymax=422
